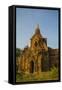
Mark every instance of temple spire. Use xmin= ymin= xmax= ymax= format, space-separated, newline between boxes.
xmin=36 ymin=24 xmax=39 ymax=29
xmin=35 ymin=24 xmax=40 ymax=34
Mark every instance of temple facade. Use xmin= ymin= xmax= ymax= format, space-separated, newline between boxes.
xmin=17 ymin=25 xmax=59 ymax=74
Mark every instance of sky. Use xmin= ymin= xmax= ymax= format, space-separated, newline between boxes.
xmin=16 ymin=7 xmax=59 ymax=49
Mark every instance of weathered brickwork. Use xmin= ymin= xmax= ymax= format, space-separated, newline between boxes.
xmin=17 ymin=25 xmax=59 ymax=74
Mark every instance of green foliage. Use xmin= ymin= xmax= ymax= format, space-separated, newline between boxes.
xmin=16 ymin=48 xmax=22 ymax=73
xmin=16 ymin=48 xmax=22 ymax=57
xmin=16 ymin=66 xmax=59 ymax=82
xmin=50 ymin=66 xmax=58 ymax=79
xmin=16 ymin=68 xmax=58 ymax=82
xmin=16 ymin=73 xmax=23 ymax=82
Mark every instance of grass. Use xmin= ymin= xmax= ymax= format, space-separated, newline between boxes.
xmin=16 ymin=67 xmax=59 ymax=82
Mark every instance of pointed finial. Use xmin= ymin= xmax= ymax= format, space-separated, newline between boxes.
xmin=35 ymin=24 xmax=40 ymax=34
xmin=35 ymin=24 xmax=39 ymax=30
xmin=37 ymin=24 xmax=39 ymax=29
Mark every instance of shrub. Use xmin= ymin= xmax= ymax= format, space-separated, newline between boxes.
xmin=50 ymin=66 xmax=58 ymax=79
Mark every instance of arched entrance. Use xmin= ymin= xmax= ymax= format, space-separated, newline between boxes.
xmin=30 ymin=61 xmax=34 ymax=73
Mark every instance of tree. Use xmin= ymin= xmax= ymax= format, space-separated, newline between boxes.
xmin=16 ymin=48 xmax=22 ymax=57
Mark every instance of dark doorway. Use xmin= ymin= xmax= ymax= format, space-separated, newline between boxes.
xmin=30 ymin=61 xmax=34 ymax=73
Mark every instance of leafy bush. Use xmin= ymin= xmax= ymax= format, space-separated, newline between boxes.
xmin=50 ymin=66 xmax=58 ymax=79
xmin=16 ymin=48 xmax=22 ymax=57
xmin=16 ymin=66 xmax=59 ymax=82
